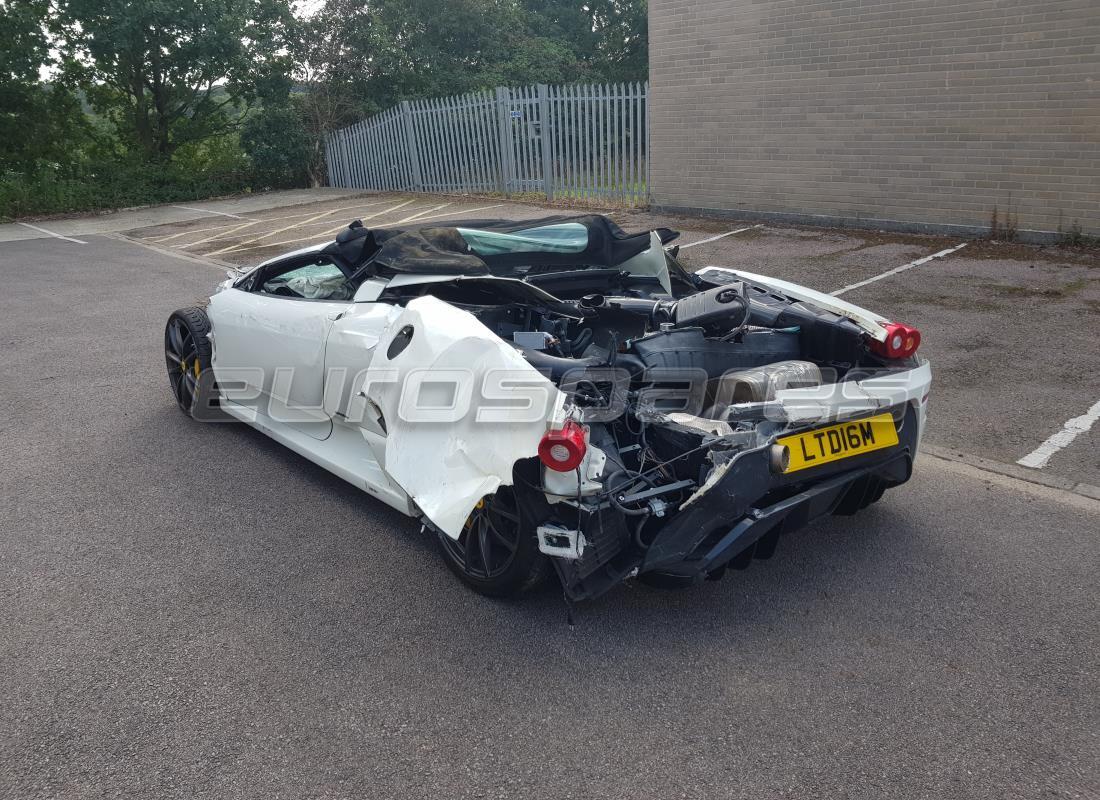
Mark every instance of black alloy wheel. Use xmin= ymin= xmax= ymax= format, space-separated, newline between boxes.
xmin=164 ymin=307 xmax=215 ymax=419
xmin=436 ymin=486 xmax=548 ymax=597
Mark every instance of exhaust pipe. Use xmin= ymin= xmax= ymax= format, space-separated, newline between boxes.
xmin=769 ymin=443 xmax=790 ymax=474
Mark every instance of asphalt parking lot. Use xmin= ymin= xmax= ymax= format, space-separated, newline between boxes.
xmin=1 ymin=192 xmax=1098 ymax=799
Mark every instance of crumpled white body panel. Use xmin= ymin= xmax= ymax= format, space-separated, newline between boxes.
xmin=366 ymin=296 xmax=566 ymax=538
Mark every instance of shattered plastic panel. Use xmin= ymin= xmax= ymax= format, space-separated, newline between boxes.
xmin=366 ymin=295 xmax=566 ymax=538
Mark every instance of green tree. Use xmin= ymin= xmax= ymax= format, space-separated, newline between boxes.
xmin=1 ymin=0 xmax=94 ymax=170
xmin=584 ymin=0 xmax=649 ymax=82
xmin=292 ymin=0 xmax=380 ymax=184
xmin=52 ymin=0 xmax=297 ymax=159
xmin=0 ymin=0 xmax=48 ymax=84
xmin=241 ymin=101 xmax=310 ymax=188
xmin=523 ymin=0 xmax=648 ymax=82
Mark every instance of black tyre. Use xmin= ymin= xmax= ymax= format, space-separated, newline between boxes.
xmin=164 ymin=307 xmax=217 ymax=419
xmin=436 ymin=486 xmax=549 ymax=598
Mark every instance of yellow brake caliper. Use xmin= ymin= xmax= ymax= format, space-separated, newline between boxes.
xmin=464 ymin=498 xmax=487 ymax=531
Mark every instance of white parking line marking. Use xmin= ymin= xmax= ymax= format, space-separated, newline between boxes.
xmin=215 ymin=199 xmax=417 ymax=254
xmin=673 ymin=225 xmax=763 ymax=251
xmin=314 ymin=201 xmax=505 ymax=237
xmin=146 ymin=221 xmax=241 ymax=242
xmin=147 ymin=201 xmax=393 ymax=243
xmin=264 ymin=203 xmax=508 ymax=251
xmin=831 ymin=242 xmax=969 ymax=296
xmin=170 ymin=205 xmax=251 ymax=219
xmin=107 ymin=233 xmax=229 ymax=272
xmin=272 ymin=203 xmax=431 ymax=246
xmin=1017 ymin=399 xmax=1100 ymax=469
xmin=17 ymin=223 xmax=87 ymax=244
xmin=211 ymin=199 xmax=414 ymax=256
xmin=390 ymin=203 xmax=504 ymax=226
xmin=392 ymin=202 xmax=452 ymax=224
xmin=207 ymin=206 xmax=353 ymax=254
xmin=175 ymin=219 xmax=262 ymax=249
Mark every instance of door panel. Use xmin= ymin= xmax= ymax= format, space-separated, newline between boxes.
xmin=208 ymin=288 xmax=349 ymax=438
xmin=323 ymin=303 xmax=403 ymax=474
xmin=322 ymin=303 xmax=402 ymax=418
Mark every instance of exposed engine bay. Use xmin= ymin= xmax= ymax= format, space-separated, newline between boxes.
xmin=378 ymin=247 xmax=921 ymax=600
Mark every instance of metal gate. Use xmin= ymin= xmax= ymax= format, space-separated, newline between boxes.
xmin=326 ymin=82 xmax=649 ymax=206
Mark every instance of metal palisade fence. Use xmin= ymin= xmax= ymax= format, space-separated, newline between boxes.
xmin=325 ymin=82 xmax=649 ymax=207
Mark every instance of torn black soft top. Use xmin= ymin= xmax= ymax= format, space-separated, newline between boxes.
xmin=321 ymin=214 xmax=659 ymax=276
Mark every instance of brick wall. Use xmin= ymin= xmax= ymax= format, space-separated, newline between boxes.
xmin=648 ymin=0 xmax=1100 ymax=239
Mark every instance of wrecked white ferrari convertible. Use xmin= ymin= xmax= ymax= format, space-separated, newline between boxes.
xmin=164 ymin=215 xmax=930 ymax=601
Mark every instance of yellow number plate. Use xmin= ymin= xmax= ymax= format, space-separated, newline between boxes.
xmin=778 ymin=413 xmax=899 ymax=473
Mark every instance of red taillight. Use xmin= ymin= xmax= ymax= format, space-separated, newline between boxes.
xmin=871 ymin=322 xmax=921 ymax=359
xmin=538 ymin=419 xmax=587 ymax=472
